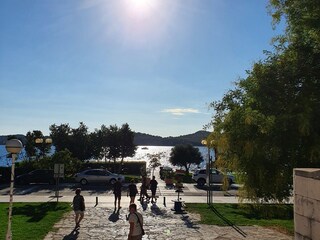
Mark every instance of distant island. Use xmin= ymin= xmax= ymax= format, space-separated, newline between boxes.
xmin=134 ymin=130 xmax=210 ymax=146
xmin=0 ymin=131 xmax=210 ymax=146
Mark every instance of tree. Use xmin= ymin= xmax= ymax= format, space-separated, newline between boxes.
xmin=69 ymin=122 xmax=92 ymax=160
xmin=50 ymin=122 xmax=93 ymax=161
xmin=147 ymin=152 xmax=164 ymax=177
xmin=208 ymin=0 xmax=320 ymax=202
xmin=169 ymin=144 xmax=202 ymax=174
xmin=25 ymin=130 xmax=51 ymax=159
xmin=49 ymin=123 xmax=71 ymax=152
xmin=118 ymin=123 xmax=137 ymax=167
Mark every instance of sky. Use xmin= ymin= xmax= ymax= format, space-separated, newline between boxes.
xmin=0 ymin=0 xmax=284 ymax=137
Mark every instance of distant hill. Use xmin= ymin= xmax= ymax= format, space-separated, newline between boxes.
xmin=134 ymin=131 xmax=211 ymax=146
xmin=0 ymin=135 xmax=26 ymax=145
xmin=0 ymin=130 xmax=211 ymax=146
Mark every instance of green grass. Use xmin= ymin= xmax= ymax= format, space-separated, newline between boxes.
xmin=186 ymin=203 xmax=294 ymax=235
xmin=0 ymin=202 xmax=71 ymax=240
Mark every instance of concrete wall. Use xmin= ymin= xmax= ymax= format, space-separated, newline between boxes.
xmin=294 ymin=168 xmax=320 ymax=240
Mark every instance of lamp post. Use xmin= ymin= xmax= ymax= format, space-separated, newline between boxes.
xmin=201 ymin=139 xmax=213 ymax=206
xmin=5 ymin=139 xmax=23 ymax=240
xmin=35 ymin=138 xmax=52 ymax=158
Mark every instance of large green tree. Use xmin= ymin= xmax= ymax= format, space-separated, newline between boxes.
xmin=209 ymin=0 xmax=320 ymax=202
xmin=50 ymin=122 xmax=93 ymax=161
xmin=169 ymin=144 xmax=202 ymax=174
xmin=25 ymin=130 xmax=51 ymax=159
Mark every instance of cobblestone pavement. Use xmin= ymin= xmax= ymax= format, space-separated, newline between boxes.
xmin=44 ymin=202 xmax=293 ymax=240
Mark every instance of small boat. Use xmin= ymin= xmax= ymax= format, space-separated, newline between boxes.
xmin=141 ymin=147 xmax=148 ymax=150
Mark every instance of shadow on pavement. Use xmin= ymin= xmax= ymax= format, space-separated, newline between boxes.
xmin=63 ymin=229 xmax=79 ymax=240
xmin=180 ymin=214 xmax=200 ymax=229
xmin=150 ymin=203 xmax=166 ymax=216
xmin=108 ymin=212 xmax=120 ymax=222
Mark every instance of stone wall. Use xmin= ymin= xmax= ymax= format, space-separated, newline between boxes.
xmin=294 ymin=168 xmax=320 ymax=240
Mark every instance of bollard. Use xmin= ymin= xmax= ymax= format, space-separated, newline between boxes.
xmin=163 ymin=197 xmax=166 ymax=207
xmin=95 ymin=196 xmax=98 ymax=207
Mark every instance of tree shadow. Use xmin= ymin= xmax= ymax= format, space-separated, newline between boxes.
xmin=63 ymin=229 xmax=79 ymax=240
xmin=12 ymin=202 xmax=69 ymax=222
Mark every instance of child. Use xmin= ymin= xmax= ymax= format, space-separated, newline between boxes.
xmin=73 ymin=188 xmax=85 ymax=228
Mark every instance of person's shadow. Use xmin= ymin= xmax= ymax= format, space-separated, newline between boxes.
xmin=108 ymin=211 xmax=120 ymax=222
xmin=63 ymin=229 xmax=79 ymax=240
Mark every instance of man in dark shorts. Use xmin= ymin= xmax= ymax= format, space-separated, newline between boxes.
xmin=149 ymin=176 xmax=158 ymax=203
xmin=128 ymin=179 xmax=138 ymax=204
xmin=113 ymin=177 xmax=122 ymax=211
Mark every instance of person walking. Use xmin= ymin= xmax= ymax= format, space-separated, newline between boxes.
xmin=113 ymin=177 xmax=122 ymax=211
xmin=149 ymin=176 xmax=158 ymax=203
xmin=128 ymin=179 xmax=138 ymax=204
xmin=139 ymin=176 xmax=149 ymax=202
xmin=73 ymin=188 xmax=85 ymax=229
xmin=128 ymin=203 xmax=144 ymax=240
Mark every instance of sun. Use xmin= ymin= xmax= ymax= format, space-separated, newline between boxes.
xmin=127 ymin=0 xmax=156 ymax=14
xmin=131 ymin=0 xmax=150 ymax=9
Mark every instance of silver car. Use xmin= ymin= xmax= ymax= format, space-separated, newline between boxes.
xmin=192 ymin=168 xmax=235 ymax=187
xmin=74 ymin=169 xmax=125 ymax=185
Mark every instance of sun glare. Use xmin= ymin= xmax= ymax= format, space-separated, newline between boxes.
xmin=127 ymin=0 xmax=157 ymax=14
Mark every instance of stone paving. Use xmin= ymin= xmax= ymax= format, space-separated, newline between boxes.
xmin=44 ymin=202 xmax=293 ymax=240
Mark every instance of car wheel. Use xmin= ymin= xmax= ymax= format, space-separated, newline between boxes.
xmin=197 ymin=178 xmax=206 ymax=187
xmin=109 ymin=178 xmax=116 ymax=185
xmin=80 ymin=179 xmax=88 ymax=185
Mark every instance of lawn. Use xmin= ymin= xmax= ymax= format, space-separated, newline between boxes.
xmin=0 ymin=202 xmax=71 ymax=240
xmin=186 ymin=203 xmax=294 ymax=235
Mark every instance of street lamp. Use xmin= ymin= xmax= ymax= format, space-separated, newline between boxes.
xmin=35 ymin=138 xmax=52 ymax=144
xmin=201 ymin=139 xmax=213 ymax=206
xmin=35 ymin=138 xmax=52 ymax=158
xmin=5 ymin=139 xmax=23 ymax=240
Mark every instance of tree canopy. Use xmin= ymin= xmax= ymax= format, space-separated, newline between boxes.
xmin=209 ymin=0 xmax=320 ymax=202
xmin=169 ymin=144 xmax=202 ymax=174
xmin=49 ymin=122 xmax=137 ymax=172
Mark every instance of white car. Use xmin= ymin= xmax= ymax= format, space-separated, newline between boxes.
xmin=192 ymin=168 xmax=235 ymax=187
xmin=74 ymin=169 xmax=125 ymax=185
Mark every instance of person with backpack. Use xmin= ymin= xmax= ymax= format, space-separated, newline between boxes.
xmin=128 ymin=203 xmax=144 ymax=240
xmin=73 ymin=188 xmax=85 ymax=229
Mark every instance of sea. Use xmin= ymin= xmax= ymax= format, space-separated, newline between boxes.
xmin=0 ymin=145 xmax=213 ymax=170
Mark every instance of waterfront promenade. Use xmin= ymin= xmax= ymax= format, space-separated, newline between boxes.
xmin=41 ymin=197 xmax=292 ymax=240
xmin=0 ymin=193 xmax=292 ymax=240
xmin=0 ymin=180 xmax=294 ymax=239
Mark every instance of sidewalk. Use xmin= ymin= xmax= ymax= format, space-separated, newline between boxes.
xmin=41 ymin=196 xmax=292 ymax=240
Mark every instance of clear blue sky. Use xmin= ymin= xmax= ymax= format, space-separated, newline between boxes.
xmin=0 ymin=0 xmax=283 ymax=137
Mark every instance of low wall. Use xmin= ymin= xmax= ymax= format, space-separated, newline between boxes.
xmin=294 ymin=168 xmax=320 ymax=240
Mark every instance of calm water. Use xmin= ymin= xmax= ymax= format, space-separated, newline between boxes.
xmin=0 ymin=145 xmax=212 ymax=169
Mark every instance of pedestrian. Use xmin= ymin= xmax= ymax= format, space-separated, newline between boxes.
xmin=128 ymin=179 xmax=138 ymax=204
xmin=149 ymin=176 xmax=158 ymax=203
xmin=113 ymin=177 xmax=122 ymax=211
xmin=72 ymin=188 xmax=85 ymax=229
xmin=139 ymin=176 xmax=149 ymax=202
xmin=128 ymin=203 xmax=144 ymax=240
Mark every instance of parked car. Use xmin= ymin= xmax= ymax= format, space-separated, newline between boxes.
xmin=74 ymin=169 xmax=125 ymax=185
xmin=192 ymin=168 xmax=235 ymax=187
xmin=15 ymin=169 xmax=56 ymax=185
